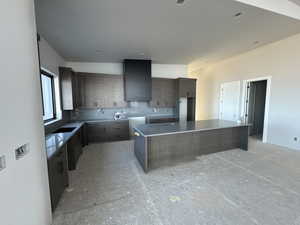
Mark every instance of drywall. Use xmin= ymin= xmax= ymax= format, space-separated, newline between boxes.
xmin=38 ymin=36 xmax=71 ymax=134
xmin=0 ymin=0 xmax=52 ymax=225
xmin=234 ymin=0 xmax=300 ymax=20
xmin=66 ymin=62 xmax=187 ymax=78
xmin=189 ymin=33 xmax=300 ymax=150
xmin=39 ymin=36 xmax=65 ymax=76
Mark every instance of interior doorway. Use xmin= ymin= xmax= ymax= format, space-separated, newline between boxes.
xmin=247 ymin=80 xmax=267 ymax=140
xmin=243 ymin=77 xmax=271 ymax=143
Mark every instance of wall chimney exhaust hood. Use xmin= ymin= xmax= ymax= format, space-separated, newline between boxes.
xmin=123 ymin=59 xmax=152 ymax=102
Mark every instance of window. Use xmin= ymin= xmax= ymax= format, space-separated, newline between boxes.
xmin=41 ymin=70 xmax=56 ymax=122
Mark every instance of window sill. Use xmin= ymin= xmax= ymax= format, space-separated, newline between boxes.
xmin=44 ymin=118 xmax=62 ymax=126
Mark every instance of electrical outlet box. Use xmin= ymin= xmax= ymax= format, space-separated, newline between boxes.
xmin=15 ymin=143 xmax=29 ymax=160
xmin=0 ymin=155 xmax=6 ymax=171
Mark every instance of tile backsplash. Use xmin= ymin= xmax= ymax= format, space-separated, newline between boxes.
xmin=71 ymin=102 xmax=176 ymax=121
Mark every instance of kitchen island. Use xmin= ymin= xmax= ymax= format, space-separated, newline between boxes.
xmin=134 ymin=119 xmax=250 ymax=172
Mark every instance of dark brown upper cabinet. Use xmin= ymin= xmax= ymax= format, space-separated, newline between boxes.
xmin=150 ymin=78 xmax=177 ymax=108
xmin=123 ymin=59 xmax=152 ymax=101
xmin=177 ymin=78 xmax=197 ymax=98
xmin=76 ymin=73 xmax=127 ymax=109
xmin=59 ymin=67 xmax=80 ymax=110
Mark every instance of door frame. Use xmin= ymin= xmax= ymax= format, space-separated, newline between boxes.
xmin=241 ymin=76 xmax=272 ymax=143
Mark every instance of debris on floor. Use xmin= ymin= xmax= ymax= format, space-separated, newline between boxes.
xmin=169 ymin=195 xmax=181 ymax=203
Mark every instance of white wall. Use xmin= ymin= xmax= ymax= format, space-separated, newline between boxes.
xmin=39 ymin=36 xmax=66 ymax=122
xmin=0 ymin=1 xmax=52 ymax=225
xmin=189 ymin=33 xmax=300 ymax=151
xmin=39 ymin=37 xmax=65 ymax=76
xmin=66 ymin=62 xmax=187 ymax=78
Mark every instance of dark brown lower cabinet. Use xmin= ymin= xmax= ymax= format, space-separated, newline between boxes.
xmin=47 ymin=144 xmax=69 ymax=211
xmin=147 ymin=117 xmax=178 ymax=124
xmin=80 ymin=123 xmax=88 ymax=147
xmin=67 ymin=130 xmax=83 ymax=170
xmin=87 ymin=120 xmax=129 ymax=143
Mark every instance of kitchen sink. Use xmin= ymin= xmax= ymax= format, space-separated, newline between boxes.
xmin=53 ymin=127 xmax=76 ymax=133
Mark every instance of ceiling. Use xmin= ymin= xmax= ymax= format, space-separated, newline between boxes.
xmin=290 ymin=0 xmax=300 ymax=6
xmin=35 ymin=0 xmax=300 ymax=65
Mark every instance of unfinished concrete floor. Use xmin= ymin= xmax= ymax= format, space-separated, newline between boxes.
xmin=53 ymin=139 xmax=300 ymax=225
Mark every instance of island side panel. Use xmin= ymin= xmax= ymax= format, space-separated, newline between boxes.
xmin=134 ymin=131 xmax=148 ymax=172
xmin=148 ymin=132 xmax=197 ymax=170
xmin=194 ymin=127 xmax=248 ymax=155
xmin=239 ymin=126 xmax=249 ymax=151
xmin=137 ymin=125 xmax=249 ymax=172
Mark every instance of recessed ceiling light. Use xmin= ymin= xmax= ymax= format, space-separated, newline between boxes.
xmin=234 ymin=12 xmax=243 ymax=17
xmin=176 ymin=0 xmax=185 ymax=5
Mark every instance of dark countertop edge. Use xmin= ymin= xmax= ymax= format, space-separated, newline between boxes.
xmin=134 ymin=124 xmax=250 ymax=138
xmin=45 ymin=122 xmax=84 ymax=159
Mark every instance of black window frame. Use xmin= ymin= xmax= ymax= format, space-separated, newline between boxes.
xmin=41 ymin=69 xmax=57 ymax=123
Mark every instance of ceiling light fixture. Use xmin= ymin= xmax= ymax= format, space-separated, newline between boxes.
xmin=234 ymin=12 xmax=243 ymax=17
xmin=176 ymin=0 xmax=185 ymax=5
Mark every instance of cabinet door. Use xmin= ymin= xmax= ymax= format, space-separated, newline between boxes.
xmin=72 ymin=73 xmax=82 ymax=109
xmin=124 ymin=60 xmax=152 ymax=101
xmin=107 ymin=121 xmax=129 ymax=141
xmin=178 ymin=78 xmax=196 ymax=98
xmin=47 ymin=145 xmax=68 ymax=211
xmin=60 ymin=67 xmax=76 ymax=110
xmin=68 ymin=131 xmax=82 ymax=170
xmin=87 ymin=123 xmax=107 ymax=142
xmin=187 ymin=79 xmax=196 ymax=98
xmin=150 ymin=78 xmax=176 ymax=108
xmin=81 ymin=124 xmax=88 ymax=146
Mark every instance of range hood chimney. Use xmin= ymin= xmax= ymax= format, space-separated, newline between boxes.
xmin=123 ymin=59 xmax=152 ymax=102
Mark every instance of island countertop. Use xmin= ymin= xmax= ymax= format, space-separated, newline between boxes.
xmin=134 ymin=119 xmax=250 ymax=137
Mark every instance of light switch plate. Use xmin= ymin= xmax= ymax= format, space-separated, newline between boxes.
xmin=0 ymin=155 xmax=6 ymax=171
xmin=15 ymin=143 xmax=30 ymax=160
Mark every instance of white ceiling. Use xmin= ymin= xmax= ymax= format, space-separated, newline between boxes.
xmin=35 ymin=0 xmax=300 ymax=64
xmin=234 ymin=0 xmax=300 ymax=20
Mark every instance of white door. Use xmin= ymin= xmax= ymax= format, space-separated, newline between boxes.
xmin=219 ymin=81 xmax=241 ymax=121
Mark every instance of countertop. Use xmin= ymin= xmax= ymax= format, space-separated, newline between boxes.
xmin=45 ymin=122 xmax=84 ymax=159
xmin=45 ymin=114 xmax=178 ymax=158
xmin=134 ymin=119 xmax=250 ymax=137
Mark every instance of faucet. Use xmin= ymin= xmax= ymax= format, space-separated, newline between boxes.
xmin=97 ymin=108 xmax=104 ymax=114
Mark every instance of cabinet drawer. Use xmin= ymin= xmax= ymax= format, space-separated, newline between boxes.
xmin=87 ymin=121 xmax=129 ymax=143
xmin=87 ymin=123 xmax=107 ymax=143
xmin=148 ymin=117 xmax=178 ymax=124
xmin=108 ymin=122 xmax=129 ymax=141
